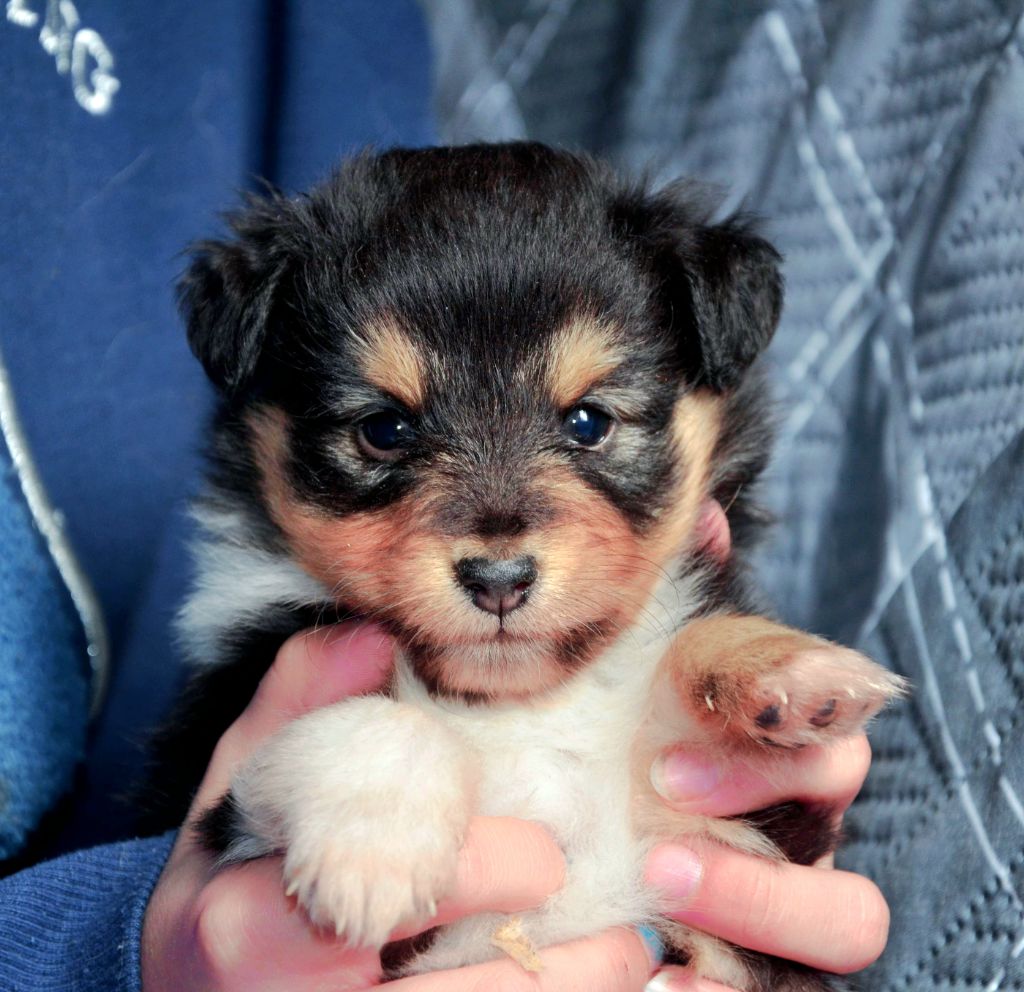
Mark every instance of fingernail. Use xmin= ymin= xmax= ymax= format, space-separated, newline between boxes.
xmin=651 ymin=750 xmax=722 ymax=804
xmin=646 ymin=845 xmax=703 ymax=907
xmin=635 ymin=924 xmax=665 ymax=967
xmin=695 ymin=498 xmax=731 ymax=561
xmin=645 ymin=972 xmax=694 ymax=992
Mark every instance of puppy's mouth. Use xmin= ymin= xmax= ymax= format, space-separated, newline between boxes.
xmin=490 ymin=627 xmax=525 ymax=640
xmin=469 ymin=627 xmax=542 ymax=645
xmin=393 ymin=622 xmax=546 ymax=650
xmin=399 ymin=620 xmax=613 ymax=701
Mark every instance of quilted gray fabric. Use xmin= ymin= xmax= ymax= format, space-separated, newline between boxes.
xmin=420 ymin=1 xmax=1024 ymax=987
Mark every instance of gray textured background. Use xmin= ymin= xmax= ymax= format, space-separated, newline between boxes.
xmin=420 ymin=2 xmax=1024 ymax=987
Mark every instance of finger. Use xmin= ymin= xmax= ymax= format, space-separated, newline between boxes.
xmin=647 ymin=843 xmax=890 ymax=974
xmin=234 ymin=623 xmax=394 ymax=744
xmin=650 ymin=735 xmax=871 ymax=818
xmin=194 ymin=623 xmax=394 ymax=808
xmin=694 ymin=500 xmax=731 ymax=563
xmin=391 ymin=817 xmax=566 ymax=939
xmin=191 ymin=818 xmax=564 ymax=990
xmin=385 ymin=927 xmax=654 ymax=991
xmin=645 ymin=967 xmax=737 ymax=991
xmin=192 ymin=856 xmax=382 ymax=991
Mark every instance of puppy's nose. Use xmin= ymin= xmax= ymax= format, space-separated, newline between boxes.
xmin=455 ymin=556 xmax=537 ymax=616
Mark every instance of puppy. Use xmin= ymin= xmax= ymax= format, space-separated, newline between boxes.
xmin=148 ymin=143 xmax=904 ymax=991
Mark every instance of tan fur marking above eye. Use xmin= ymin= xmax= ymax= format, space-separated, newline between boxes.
xmin=547 ymin=316 xmax=624 ymax=407
xmin=353 ymin=317 xmax=428 ymax=411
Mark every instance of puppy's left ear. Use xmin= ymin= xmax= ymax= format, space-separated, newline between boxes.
xmin=612 ymin=191 xmax=784 ymax=391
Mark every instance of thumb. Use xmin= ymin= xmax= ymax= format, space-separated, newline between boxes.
xmin=192 ymin=622 xmax=394 ymax=810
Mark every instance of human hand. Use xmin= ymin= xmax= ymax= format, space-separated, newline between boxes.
xmin=644 ymin=736 xmax=888 ymax=990
xmin=141 ymin=623 xmax=661 ymax=991
xmin=641 ymin=501 xmax=891 ymax=990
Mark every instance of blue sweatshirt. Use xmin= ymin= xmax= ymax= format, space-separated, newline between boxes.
xmin=0 ymin=2 xmax=433 ymax=987
xmin=0 ymin=834 xmax=175 ymax=991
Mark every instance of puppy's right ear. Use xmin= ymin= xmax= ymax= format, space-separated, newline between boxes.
xmin=178 ymin=195 xmax=292 ymax=397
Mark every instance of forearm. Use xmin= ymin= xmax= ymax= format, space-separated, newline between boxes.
xmin=0 ymin=832 xmax=175 ymax=992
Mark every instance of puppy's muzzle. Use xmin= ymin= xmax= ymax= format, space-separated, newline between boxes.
xmin=455 ymin=556 xmax=537 ymax=617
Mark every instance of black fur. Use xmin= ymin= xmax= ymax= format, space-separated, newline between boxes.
xmin=661 ymin=946 xmax=852 ymax=992
xmin=182 ymin=143 xmax=782 ymax=533
xmin=740 ymin=953 xmax=856 ymax=992
xmin=737 ymin=801 xmax=841 ymax=866
xmin=179 ymin=188 xmax=293 ymax=399
xmin=609 ymin=182 xmax=783 ymax=391
xmin=195 ymin=789 xmax=246 ymax=854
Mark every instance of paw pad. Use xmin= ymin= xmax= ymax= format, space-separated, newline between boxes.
xmin=809 ymin=698 xmax=837 ymax=727
xmin=705 ymin=643 xmax=906 ymax=749
xmin=754 ymin=699 xmax=786 ymax=730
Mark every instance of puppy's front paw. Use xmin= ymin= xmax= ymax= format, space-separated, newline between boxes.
xmin=283 ymin=800 xmax=463 ymax=946
xmin=698 ymin=638 xmax=906 ymax=749
xmin=225 ymin=697 xmax=475 ymax=948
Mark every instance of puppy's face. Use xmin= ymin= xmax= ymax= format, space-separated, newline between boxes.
xmin=246 ymin=314 xmax=723 ymax=700
xmin=182 ymin=144 xmax=782 ymax=701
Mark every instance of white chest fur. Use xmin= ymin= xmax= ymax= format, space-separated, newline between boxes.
xmin=392 ymin=616 xmax=677 ymax=971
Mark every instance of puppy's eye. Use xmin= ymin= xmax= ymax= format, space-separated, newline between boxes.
xmin=562 ymin=405 xmax=613 ymax=447
xmin=357 ymin=411 xmax=417 ymax=460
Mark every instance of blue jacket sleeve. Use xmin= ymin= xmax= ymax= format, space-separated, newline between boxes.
xmin=0 ymin=832 xmax=175 ymax=992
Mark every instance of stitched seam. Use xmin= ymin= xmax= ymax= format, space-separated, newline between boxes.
xmin=842 ymin=4 xmax=1009 ymax=149
xmin=923 ymin=419 xmax=1022 ymax=444
xmin=960 ymin=515 xmax=1024 ymax=698
xmin=890 ymin=868 xmax=1018 ymax=992
xmin=948 ymin=143 xmax=1024 ymax=246
xmin=919 ymin=372 xmax=1024 ymax=406
xmin=0 ymin=339 xmax=109 ymax=717
xmin=916 ymin=335 xmax=1024 ymax=369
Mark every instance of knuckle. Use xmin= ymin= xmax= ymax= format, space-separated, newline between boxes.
xmin=199 ymin=730 xmax=248 ymax=793
xmin=193 ymin=878 xmax=248 ymax=979
xmin=208 ymin=726 xmax=245 ymax=771
xmin=460 ymin=819 xmax=565 ymax=909
xmin=457 ymin=831 xmax=490 ymax=894
xmin=817 ymin=735 xmax=872 ymax=809
xmin=251 ymin=627 xmax=319 ymax=709
xmin=843 ymin=735 xmax=873 ymax=790
xmin=516 ymin=821 xmax=566 ymax=890
xmin=274 ymin=626 xmax=315 ymax=669
xmin=740 ymin=863 xmax=783 ymax=940
xmin=592 ymin=929 xmax=648 ymax=982
xmin=256 ymin=643 xmax=299 ymax=701
xmin=834 ymin=876 xmax=891 ymax=973
xmin=472 ymin=970 xmax=532 ymax=992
